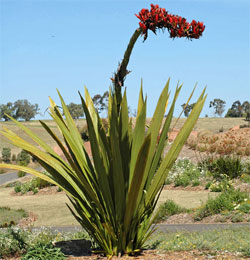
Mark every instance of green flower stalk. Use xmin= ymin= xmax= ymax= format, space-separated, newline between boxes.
xmin=0 ymin=3 xmax=206 ymax=258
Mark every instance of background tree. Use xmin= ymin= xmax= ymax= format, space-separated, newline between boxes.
xmin=13 ymin=99 xmax=39 ymax=121
xmin=209 ymin=98 xmax=226 ymax=117
xmin=225 ymin=100 xmax=250 ymax=119
xmin=242 ymin=101 xmax=250 ymax=121
xmin=181 ymin=103 xmax=196 ymax=117
xmin=225 ymin=100 xmax=242 ymax=117
xmin=67 ymin=103 xmax=84 ymax=119
xmin=0 ymin=102 xmax=15 ymax=121
xmin=92 ymin=91 xmax=109 ymax=114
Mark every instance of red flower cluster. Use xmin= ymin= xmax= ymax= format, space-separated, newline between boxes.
xmin=136 ymin=4 xmax=205 ymax=41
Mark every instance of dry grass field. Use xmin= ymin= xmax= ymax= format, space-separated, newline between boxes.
xmin=0 ymin=117 xmax=247 ymax=155
xmin=0 ymin=185 xmax=217 ymax=227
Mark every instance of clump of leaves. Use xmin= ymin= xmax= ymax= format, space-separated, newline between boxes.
xmin=21 ymin=243 xmax=66 ymax=260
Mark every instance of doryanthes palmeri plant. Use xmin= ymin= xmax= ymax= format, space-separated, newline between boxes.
xmin=0 ymin=4 xmax=206 ymax=258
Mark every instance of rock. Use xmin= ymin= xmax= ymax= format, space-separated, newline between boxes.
xmin=54 ymin=239 xmax=92 ymax=256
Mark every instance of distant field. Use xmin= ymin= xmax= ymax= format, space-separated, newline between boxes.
xmin=0 ymin=117 xmax=247 ymax=155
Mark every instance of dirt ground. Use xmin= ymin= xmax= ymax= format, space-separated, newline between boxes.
xmin=3 ymin=250 xmax=246 ymax=260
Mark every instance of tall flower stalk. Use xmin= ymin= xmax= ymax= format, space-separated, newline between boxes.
xmin=0 ymin=4 xmax=206 ymax=258
xmin=113 ymin=3 xmax=205 ymax=110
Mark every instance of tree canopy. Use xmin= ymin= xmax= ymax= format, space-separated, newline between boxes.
xmin=67 ymin=103 xmax=84 ymax=119
xmin=181 ymin=103 xmax=196 ymax=117
xmin=225 ymin=100 xmax=250 ymax=120
xmin=0 ymin=100 xmax=40 ymax=121
xmin=209 ymin=98 xmax=226 ymax=117
xmin=92 ymin=91 xmax=109 ymax=114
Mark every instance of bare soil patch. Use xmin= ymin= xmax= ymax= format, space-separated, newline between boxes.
xmin=65 ymin=250 xmax=245 ymax=260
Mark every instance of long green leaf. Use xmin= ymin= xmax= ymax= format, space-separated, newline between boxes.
xmin=129 ymin=97 xmax=147 ymax=185
xmin=146 ymin=93 xmax=207 ymax=205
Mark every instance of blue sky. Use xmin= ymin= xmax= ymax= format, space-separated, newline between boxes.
xmin=1 ymin=0 xmax=250 ymax=119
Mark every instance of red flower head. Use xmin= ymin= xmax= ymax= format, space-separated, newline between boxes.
xmin=135 ymin=4 xmax=205 ymax=41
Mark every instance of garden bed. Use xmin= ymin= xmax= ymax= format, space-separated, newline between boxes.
xmin=3 ymin=250 xmax=246 ymax=260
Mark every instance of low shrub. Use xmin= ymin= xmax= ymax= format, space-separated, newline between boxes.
xmin=14 ymin=176 xmax=54 ymax=194
xmin=208 ymin=179 xmax=233 ymax=192
xmin=166 ymin=159 xmax=204 ymax=187
xmin=17 ymin=170 xmax=26 ymax=178
xmin=237 ymin=201 xmax=250 ymax=214
xmin=191 ymin=179 xmax=201 ymax=187
xmin=0 ymin=228 xmax=28 ymax=258
xmin=204 ymin=181 xmax=211 ymax=190
xmin=17 ymin=150 xmax=30 ymax=165
xmin=154 ymin=200 xmax=186 ymax=223
xmin=21 ymin=242 xmax=66 ymax=260
xmin=194 ymin=188 xmax=249 ymax=220
xmin=174 ymin=174 xmax=190 ymax=187
xmin=199 ymin=156 xmax=245 ymax=180
xmin=1 ymin=148 xmax=11 ymax=163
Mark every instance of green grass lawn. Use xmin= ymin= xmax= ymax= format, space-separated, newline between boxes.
xmin=146 ymin=227 xmax=250 ymax=256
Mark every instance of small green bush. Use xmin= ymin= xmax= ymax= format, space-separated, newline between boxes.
xmin=195 ymin=188 xmax=249 ymax=220
xmin=14 ymin=176 xmax=54 ymax=194
xmin=14 ymin=184 xmax=22 ymax=193
xmin=1 ymin=148 xmax=11 ymax=163
xmin=238 ymin=202 xmax=250 ymax=214
xmin=21 ymin=242 xmax=66 ymax=260
xmin=17 ymin=170 xmax=26 ymax=178
xmin=191 ymin=180 xmax=201 ymax=186
xmin=199 ymin=156 xmax=244 ymax=180
xmin=167 ymin=159 xmax=204 ymax=187
xmin=154 ymin=200 xmax=186 ymax=223
xmin=17 ymin=150 xmax=30 ymax=166
xmin=205 ymin=181 xmax=212 ymax=190
xmin=174 ymin=174 xmax=190 ymax=187
xmin=209 ymin=179 xmax=233 ymax=192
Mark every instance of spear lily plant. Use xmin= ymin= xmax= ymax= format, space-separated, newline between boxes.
xmin=0 ymin=4 xmax=206 ymax=258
